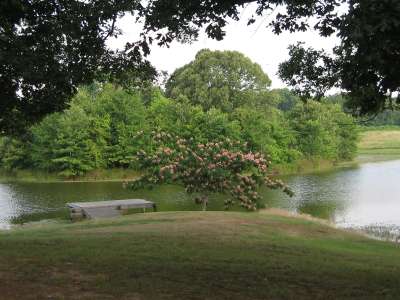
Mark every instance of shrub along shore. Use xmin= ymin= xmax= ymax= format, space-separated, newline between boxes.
xmin=0 ymin=50 xmax=360 ymax=179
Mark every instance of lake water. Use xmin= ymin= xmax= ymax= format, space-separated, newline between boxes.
xmin=1 ymin=159 xmax=400 ymax=241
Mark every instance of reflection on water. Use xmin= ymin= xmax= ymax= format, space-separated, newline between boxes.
xmin=1 ymin=159 xmax=400 ymax=241
xmin=356 ymin=224 xmax=400 ymax=243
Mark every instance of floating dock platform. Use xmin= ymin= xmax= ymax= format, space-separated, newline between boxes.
xmin=67 ymin=199 xmax=156 ymax=219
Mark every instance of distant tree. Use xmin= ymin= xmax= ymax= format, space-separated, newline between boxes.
xmin=273 ymin=88 xmax=300 ymax=112
xmin=363 ymin=110 xmax=400 ymax=127
xmin=129 ymin=131 xmax=292 ymax=210
xmin=165 ymin=49 xmax=271 ymax=112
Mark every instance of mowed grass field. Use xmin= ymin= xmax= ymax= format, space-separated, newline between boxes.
xmin=1 ymin=211 xmax=400 ymax=300
xmin=358 ymin=129 xmax=400 ymax=155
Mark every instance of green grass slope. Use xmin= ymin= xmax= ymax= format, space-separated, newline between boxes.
xmin=1 ymin=212 xmax=399 ymax=299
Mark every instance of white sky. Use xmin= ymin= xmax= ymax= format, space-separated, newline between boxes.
xmin=108 ymin=5 xmax=340 ymax=89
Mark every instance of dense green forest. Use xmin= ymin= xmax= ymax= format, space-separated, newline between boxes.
xmin=0 ymin=50 xmax=358 ymax=177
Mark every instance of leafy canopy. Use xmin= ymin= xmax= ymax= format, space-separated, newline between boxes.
xmin=142 ymin=0 xmax=400 ymax=116
xmin=2 ymin=0 xmax=398 ymax=133
xmin=0 ymin=0 xmax=155 ymax=134
xmin=165 ymin=49 xmax=271 ymax=112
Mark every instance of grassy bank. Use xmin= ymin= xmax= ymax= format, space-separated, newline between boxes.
xmin=0 ymin=160 xmax=341 ymax=182
xmin=1 ymin=211 xmax=399 ymax=299
xmin=0 ymin=168 xmax=140 ymax=182
xmin=271 ymin=159 xmax=339 ymax=176
xmin=358 ymin=127 xmax=400 ymax=156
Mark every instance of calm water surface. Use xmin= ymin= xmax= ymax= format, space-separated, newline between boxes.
xmin=1 ymin=159 xmax=400 ymax=240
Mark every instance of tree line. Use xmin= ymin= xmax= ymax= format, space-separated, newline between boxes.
xmin=0 ymin=50 xmax=358 ymax=177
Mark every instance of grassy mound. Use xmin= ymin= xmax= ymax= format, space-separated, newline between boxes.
xmin=1 ymin=211 xmax=399 ymax=299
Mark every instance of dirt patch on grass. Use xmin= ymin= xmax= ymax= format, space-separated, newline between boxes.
xmin=0 ymin=266 xmax=143 ymax=300
xmin=259 ymin=208 xmax=332 ymax=225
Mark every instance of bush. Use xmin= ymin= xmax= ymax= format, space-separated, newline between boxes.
xmin=129 ymin=132 xmax=292 ymax=210
xmin=288 ymin=101 xmax=358 ymax=160
xmin=31 ymin=106 xmax=109 ymax=176
xmin=0 ymin=137 xmax=31 ymax=170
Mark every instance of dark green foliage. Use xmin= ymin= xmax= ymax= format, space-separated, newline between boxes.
xmin=0 ymin=137 xmax=31 ymax=170
xmin=278 ymin=0 xmax=400 ymax=116
xmin=278 ymin=44 xmax=339 ymax=101
xmin=0 ymin=0 xmax=156 ymax=134
xmin=274 ymin=88 xmax=301 ymax=112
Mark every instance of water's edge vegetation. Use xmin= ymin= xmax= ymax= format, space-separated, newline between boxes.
xmin=0 ymin=159 xmax=338 ymax=182
xmin=2 ymin=128 xmax=400 ymax=183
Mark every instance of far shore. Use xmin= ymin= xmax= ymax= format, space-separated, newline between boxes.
xmin=2 ymin=127 xmax=400 ymax=183
xmin=1 ymin=154 xmax=400 ymax=183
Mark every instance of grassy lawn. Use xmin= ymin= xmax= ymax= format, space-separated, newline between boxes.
xmin=1 ymin=211 xmax=400 ymax=299
xmin=358 ymin=128 xmax=400 ymax=156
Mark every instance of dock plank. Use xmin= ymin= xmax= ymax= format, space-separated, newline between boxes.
xmin=67 ymin=199 xmax=156 ymax=219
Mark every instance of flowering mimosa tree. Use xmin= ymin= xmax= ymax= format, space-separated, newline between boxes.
xmin=128 ymin=131 xmax=293 ymax=210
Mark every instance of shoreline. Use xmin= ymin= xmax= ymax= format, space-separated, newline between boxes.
xmin=1 ymin=154 xmax=400 ymax=183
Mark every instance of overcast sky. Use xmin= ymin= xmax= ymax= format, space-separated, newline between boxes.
xmin=109 ymin=5 xmax=340 ymax=89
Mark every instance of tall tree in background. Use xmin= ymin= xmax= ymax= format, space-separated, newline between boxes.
xmin=165 ymin=49 xmax=271 ymax=112
xmin=1 ymin=0 xmax=398 ymax=133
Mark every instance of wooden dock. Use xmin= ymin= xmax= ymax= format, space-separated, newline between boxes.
xmin=67 ymin=199 xmax=156 ymax=220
